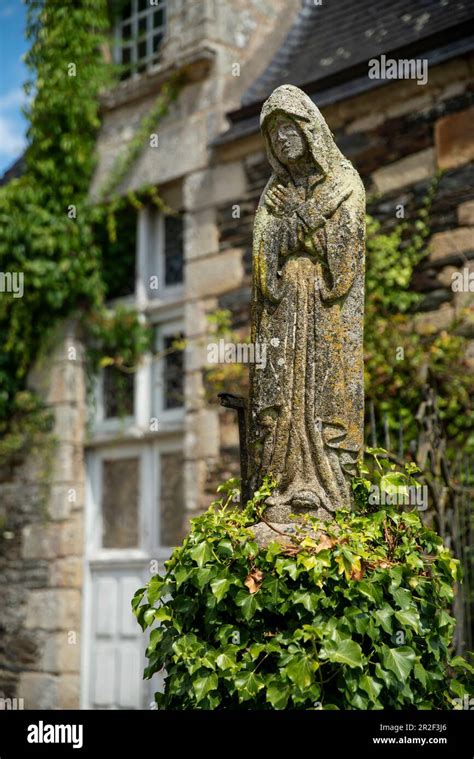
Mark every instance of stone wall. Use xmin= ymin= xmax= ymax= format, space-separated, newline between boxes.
xmin=0 ymin=322 xmax=86 ymax=708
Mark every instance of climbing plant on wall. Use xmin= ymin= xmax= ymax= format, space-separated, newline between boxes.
xmin=364 ymin=186 xmax=473 ymax=452
xmin=0 ymin=0 xmax=182 ymax=460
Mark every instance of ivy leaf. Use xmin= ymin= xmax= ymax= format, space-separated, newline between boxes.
xmin=375 ymin=663 xmax=397 ymax=690
xmin=359 ymin=674 xmax=383 ymax=702
xmin=210 ymin=576 xmax=232 ymax=602
xmin=248 ymin=643 xmax=266 ymax=660
xmin=193 ymin=673 xmax=218 ymax=703
xmin=147 ymin=577 xmax=167 ymax=606
xmin=391 ymin=587 xmax=412 ymax=610
xmin=193 ymin=566 xmax=214 ymax=590
xmin=143 ymin=607 xmax=157 ymax=626
xmin=395 ymin=609 xmax=420 ymax=632
xmin=413 ymin=660 xmax=427 ymax=687
xmin=347 ymin=689 xmax=369 ymax=709
xmin=261 ymin=576 xmax=280 ymax=603
xmin=450 ymin=656 xmax=474 ymax=674
xmin=298 ymin=554 xmax=318 ymax=571
xmin=402 ymin=512 xmax=421 ymax=528
xmin=275 ymin=558 xmax=298 ymax=580
xmin=190 ymin=541 xmax=213 ymax=568
xmin=374 ymin=605 xmax=394 ymax=634
xmin=216 ymin=538 xmax=234 ymax=557
xmin=382 ymin=645 xmax=416 ymax=680
xmin=265 ymin=542 xmax=284 ymax=561
xmin=293 ymin=591 xmax=316 ymax=612
xmin=314 ymin=534 xmax=336 ymax=552
xmin=285 ymin=655 xmax=314 ymax=689
xmin=354 ymin=613 xmax=370 ymax=636
xmin=388 ymin=566 xmax=404 ymax=591
xmin=357 ymin=580 xmax=383 ymax=605
xmin=235 ymin=590 xmax=258 ymax=620
xmin=406 ymin=552 xmax=424 ymax=570
xmin=327 ymin=639 xmax=363 ymax=669
xmin=234 ymin=671 xmax=264 ymax=700
xmin=146 ymin=627 xmax=164 ymax=655
xmin=155 ymin=607 xmax=172 ymax=622
xmin=436 ymin=609 xmax=455 ymax=629
xmin=381 ymin=471 xmax=408 ymax=494
xmin=216 ymin=652 xmax=235 ymax=671
xmin=131 ymin=587 xmax=146 ymax=611
xmin=266 ymin=681 xmax=290 ymax=709
xmin=174 ymin=565 xmax=191 ymax=589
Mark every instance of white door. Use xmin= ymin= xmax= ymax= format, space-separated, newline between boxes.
xmin=82 ymin=442 xmax=181 ymax=709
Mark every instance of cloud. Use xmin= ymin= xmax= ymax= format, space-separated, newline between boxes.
xmin=0 ymin=88 xmax=26 ymax=110
xmin=0 ymin=87 xmax=28 ymax=163
xmin=0 ymin=115 xmax=26 ymax=160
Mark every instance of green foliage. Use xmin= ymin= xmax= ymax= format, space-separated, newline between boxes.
xmin=0 ymin=390 xmax=53 ymax=462
xmin=352 ymin=447 xmax=422 ymax=512
xmin=134 ymin=472 xmax=473 ymax=710
xmin=364 ymin=189 xmax=473 ymax=451
xmin=0 ymin=0 xmax=111 ymax=456
xmin=86 ymin=305 xmax=152 ymax=373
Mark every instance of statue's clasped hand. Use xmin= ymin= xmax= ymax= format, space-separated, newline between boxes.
xmin=265 ymin=184 xmax=301 ymax=217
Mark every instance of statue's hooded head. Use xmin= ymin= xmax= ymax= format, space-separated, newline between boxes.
xmin=260 ymin=84 xmax=343 ymax=182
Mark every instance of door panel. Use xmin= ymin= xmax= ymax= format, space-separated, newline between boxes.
xmin=95 ymin=577 xmax=117 ymax=636
xmin=93 ymin=646 xmax=115 ymax=707
xmin=89 ymin=570 xmax=145 ymax=709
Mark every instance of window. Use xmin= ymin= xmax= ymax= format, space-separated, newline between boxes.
xmin=116 ymin=0 xmax=167 ymax=79
xmin=103 ymin=366 xmax=135 ymax=419
xmin=159 ymin=451 xmax=184 ymax=545
xmin=101 ymin=457 xmax=140 ymax=548
xmin=150 ymin=324 xmax=185 ymax=416
xmin=163 ymin=333 xmax=184 ymax=410
xmin=140 ymin=208 xmax=184 ymax=302
xmin=164 ymin=215 xmax=184 ymax=287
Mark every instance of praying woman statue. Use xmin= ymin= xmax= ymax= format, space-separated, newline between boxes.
xmin=248 ymin=85 xmax=365 ymax=522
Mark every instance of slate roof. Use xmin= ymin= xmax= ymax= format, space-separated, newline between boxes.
xmin=0 ymin=155 xmax=25 ymax=186
xmin=218 ymin=0 xmax=474 ymax=143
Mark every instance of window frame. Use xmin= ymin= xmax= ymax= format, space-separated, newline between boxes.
xmin=90 ymin=352 xmax=151 ymax=436
xmin=86 ymin=443 xmax=151 ymax=562
xmin=114 ymin=0 xmax=167 ymax=79
xmin=151 ymin=317 xmax=186 ymax=424
xmin=136 ymin=205 xmax=184 ymax=308
xmin=85 ymin=436 xmax=185 ymax=563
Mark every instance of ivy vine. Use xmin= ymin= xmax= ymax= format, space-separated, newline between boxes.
xmin=0 ymin=0 xmax=182 ymax=461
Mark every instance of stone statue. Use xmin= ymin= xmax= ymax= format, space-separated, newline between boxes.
xmin=248 ymin=85 xmax=365 ymax=524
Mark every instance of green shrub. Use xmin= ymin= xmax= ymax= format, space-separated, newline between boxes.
xmin=133 ymin=476 xmax=473 ymax=709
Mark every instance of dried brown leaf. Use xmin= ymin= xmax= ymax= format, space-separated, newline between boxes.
xmin=314 ymin=534 xmax=336 ymax=553
xmin=244 ymin=568 xmax=264 ymax=594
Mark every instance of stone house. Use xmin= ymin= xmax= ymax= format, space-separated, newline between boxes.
xmin=0 ymin=0 xmax=472 ymax=710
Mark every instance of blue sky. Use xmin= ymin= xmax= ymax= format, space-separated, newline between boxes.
xmin=0 ymin=0 xmax=28 ymax=175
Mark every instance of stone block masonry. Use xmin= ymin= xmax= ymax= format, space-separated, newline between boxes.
xmin=0 ymin=321 xmax=86 ymax=708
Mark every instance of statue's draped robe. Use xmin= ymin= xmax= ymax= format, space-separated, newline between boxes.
xmin=248 ymin=86 xmax=365 ymax=521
